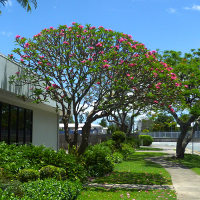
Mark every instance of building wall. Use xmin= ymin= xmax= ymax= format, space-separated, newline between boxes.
xmin=0 ymin=54 xmax=59 ymax=150
xmin=33 ymin=109 xmax=58 ymax=150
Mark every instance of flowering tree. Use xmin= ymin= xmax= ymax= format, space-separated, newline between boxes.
xmin=9 ymin=23 xmax=180 ymax=154
xmin=159 ymin=49 xmax=200 ymax=158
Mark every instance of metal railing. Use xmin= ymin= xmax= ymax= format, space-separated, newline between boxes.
xmin=140 ymin=131 xmax=200 ymax=139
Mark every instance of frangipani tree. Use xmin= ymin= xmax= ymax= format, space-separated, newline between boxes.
xmin=9 ymin=23 xmax=181 ymax=154
xmin=160 ymin=49 xmax=200 ymax=158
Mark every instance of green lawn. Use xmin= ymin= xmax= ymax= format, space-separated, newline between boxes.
xmin=92 ymin=152 xmax=172 ymax=185
xmin=136 ymin=147 xmax=163 ymax=151
xmin=78 ymin=187 xmax=177 ymax=200
xmin=167 ymin=154 xmax=200 ymax=175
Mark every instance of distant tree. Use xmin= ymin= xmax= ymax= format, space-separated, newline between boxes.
xmin=150 ymin=113 xmax=176 ymax=132
xmin=78 ymin=114 xmax=84 ymax=123
xmin=107 ymin=109 xmax=137 ymax=136
xmin=0 ymin=0 xmax=37 ymax=13
xmin=99 ymin=118 xmax=107 ymax=127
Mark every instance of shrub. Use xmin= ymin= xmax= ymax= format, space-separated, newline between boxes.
xmin=111 ymin=152 xmax=124 ymax=163
xmin=0 ymin=179 xmax=82 ymax=200
xmin=126 ymin=136 xmax=140 ymax=148
xmin=139 ymin=135 xmax=153 ymax=146
xmin=39 ymin=165 xmax=66 ymax=180
xmin=120 ymin=143 xmax=135 ymax=160
xmin=100 ymin=139 xmax=115 ymax=153
xmin=0 ymin=142 xmax=87 ymax=182
xmin=112 ymin=131 xmax=126 ymax=144
xmin=0 ymin=180 xmax=23 ymax=198
xmin=18 ymin=169 xmax=39 ymax=182
xmin=84 ymin=144 xmax=114 ymax=177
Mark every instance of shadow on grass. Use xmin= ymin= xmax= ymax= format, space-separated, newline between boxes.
xmin=128 ymin=152 xmax=167 ymax=162
xmin=166 ymin=154 xmax=200 ymax=169
xmin=92 ymin=171 xmax=170 ymax=185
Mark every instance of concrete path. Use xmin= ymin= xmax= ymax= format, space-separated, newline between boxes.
xmin=144 ymin=144 xmax=200 ymax=200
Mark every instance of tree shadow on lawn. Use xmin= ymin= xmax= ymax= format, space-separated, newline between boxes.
xmin=92 ymin=171 xmax=171 ymax=185
xmin=128 ymin=152 xmax=168 ymax=161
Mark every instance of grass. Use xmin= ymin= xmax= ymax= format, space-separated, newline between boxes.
xmin=92 ymin=152 xmax=172 ymax=185
xmin=136 ymin=147 xmax=163 ymax=151
xmin=167 ymin=154 xmax=200 ymax=175
xmin=77 ymin=187 xmax=177 ymax=200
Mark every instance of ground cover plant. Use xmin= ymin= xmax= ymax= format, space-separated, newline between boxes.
xmin=167 ymin=154 xmax=200 ymax=175
xmin=0 ymin=179 xmax=82 ymax=200
xmin=91 ymin=152 xmax=171 ymax=185
xmin=0 ymin=142 xmax=87 ymax=182
xmin=77 ymin=187 xmax=177 ymax=200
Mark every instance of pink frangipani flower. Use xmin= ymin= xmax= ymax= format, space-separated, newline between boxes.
xmin=96 ymin=42 xmax=103 ymax=47
xmin=63 ymin=41 xmax=69 ymax=45
xmin=15 ymin=35 xmax=21 ymax=39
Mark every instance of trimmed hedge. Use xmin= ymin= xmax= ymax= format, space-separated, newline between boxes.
xmin=112 ymin=131 xmax=126 ymax=144
xmin=40 ymin=165 xmax=66 ymax=180
xmin=139 ymin=135 xmax=153 ymax=146
xmin=18 ymin=169 xmax=39 ymax=182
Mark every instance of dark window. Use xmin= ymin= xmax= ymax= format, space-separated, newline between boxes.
xmin=25 ymin=109 xmax=32 ymax=144
xmin=0 ymin=101 xmax=33 ymax=145
xmin=1 ymin=103 xmax=9 ymax=143
xmin=18 ymin=107 xmax=24 ymax=144
xmin=10 ymin=105 xmax=17 ymax=144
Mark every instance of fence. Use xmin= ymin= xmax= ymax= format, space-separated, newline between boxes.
xmin=59 ymin=133 xmax=111 ymax=149
xmin=141 ymin=131 xmax=200 ymax=139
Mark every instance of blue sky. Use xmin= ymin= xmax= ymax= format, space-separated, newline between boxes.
xmin=0 ymin=0 xmax=200 ymax=56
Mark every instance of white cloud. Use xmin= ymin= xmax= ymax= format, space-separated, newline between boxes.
xmin=167 ymin=8 xmax=176 ymax=14
xmin=184 ymin=4 xmax=200 ymax=11
xmin=5 ymin=0 xmax=12 ymax=7
xmin=0 ymin=31 xmax=13 ymax=37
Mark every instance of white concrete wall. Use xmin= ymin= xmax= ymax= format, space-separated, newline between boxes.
xmin=32 ymin=109 xmax=58 ymax=150
xmin=0 ymin=53 xmax=59 ymax=150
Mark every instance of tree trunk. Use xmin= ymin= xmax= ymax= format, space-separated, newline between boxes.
xmin=78 ymin=121 xmax=92 ymax=155
xmin=72 ymin=114 xmax=79 ymax=147
xmin=176 ymin=127 xmax=189 ymax=158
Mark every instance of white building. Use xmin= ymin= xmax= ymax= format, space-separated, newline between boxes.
xmin=0 ymin=53 xmax=59 ymax=150
xmin=59 ymin=123 xmax=108 ymax=135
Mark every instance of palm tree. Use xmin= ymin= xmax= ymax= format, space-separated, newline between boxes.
xmin=0 ymin=0 xmax=37 ymax=13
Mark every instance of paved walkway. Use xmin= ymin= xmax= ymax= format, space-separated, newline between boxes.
xmin=145 ymin=144 xmax=200 ymax=200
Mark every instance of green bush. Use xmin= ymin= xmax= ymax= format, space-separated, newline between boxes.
xmin=18 ymin=169 xmax=39 ymax=182
xmin=111 ymin=152 xmax=124 ymax=163
xmin=139 ymin=135 xmax=153 ymax=146
xmin=84 ymin=144 xmax=114 ymax=177
xmin=0 ymin=179 xmax=82 ymax=200
xmin=40 ymin=165 xmax=66 ymax=180
xmin=112 ymin=131 xmax=126 ymax=144
xmin=0 ymin=142 xmax=87 ymax=182
xmin=126 ymin=136 xmax=140 ymax=148
xmin=100 ymin=140 xmax=115 ymax=153
xmin=0 ymin=180 xmax=23 ymax=199
xmin=120 ymin=143 xmax=135 ymax=160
